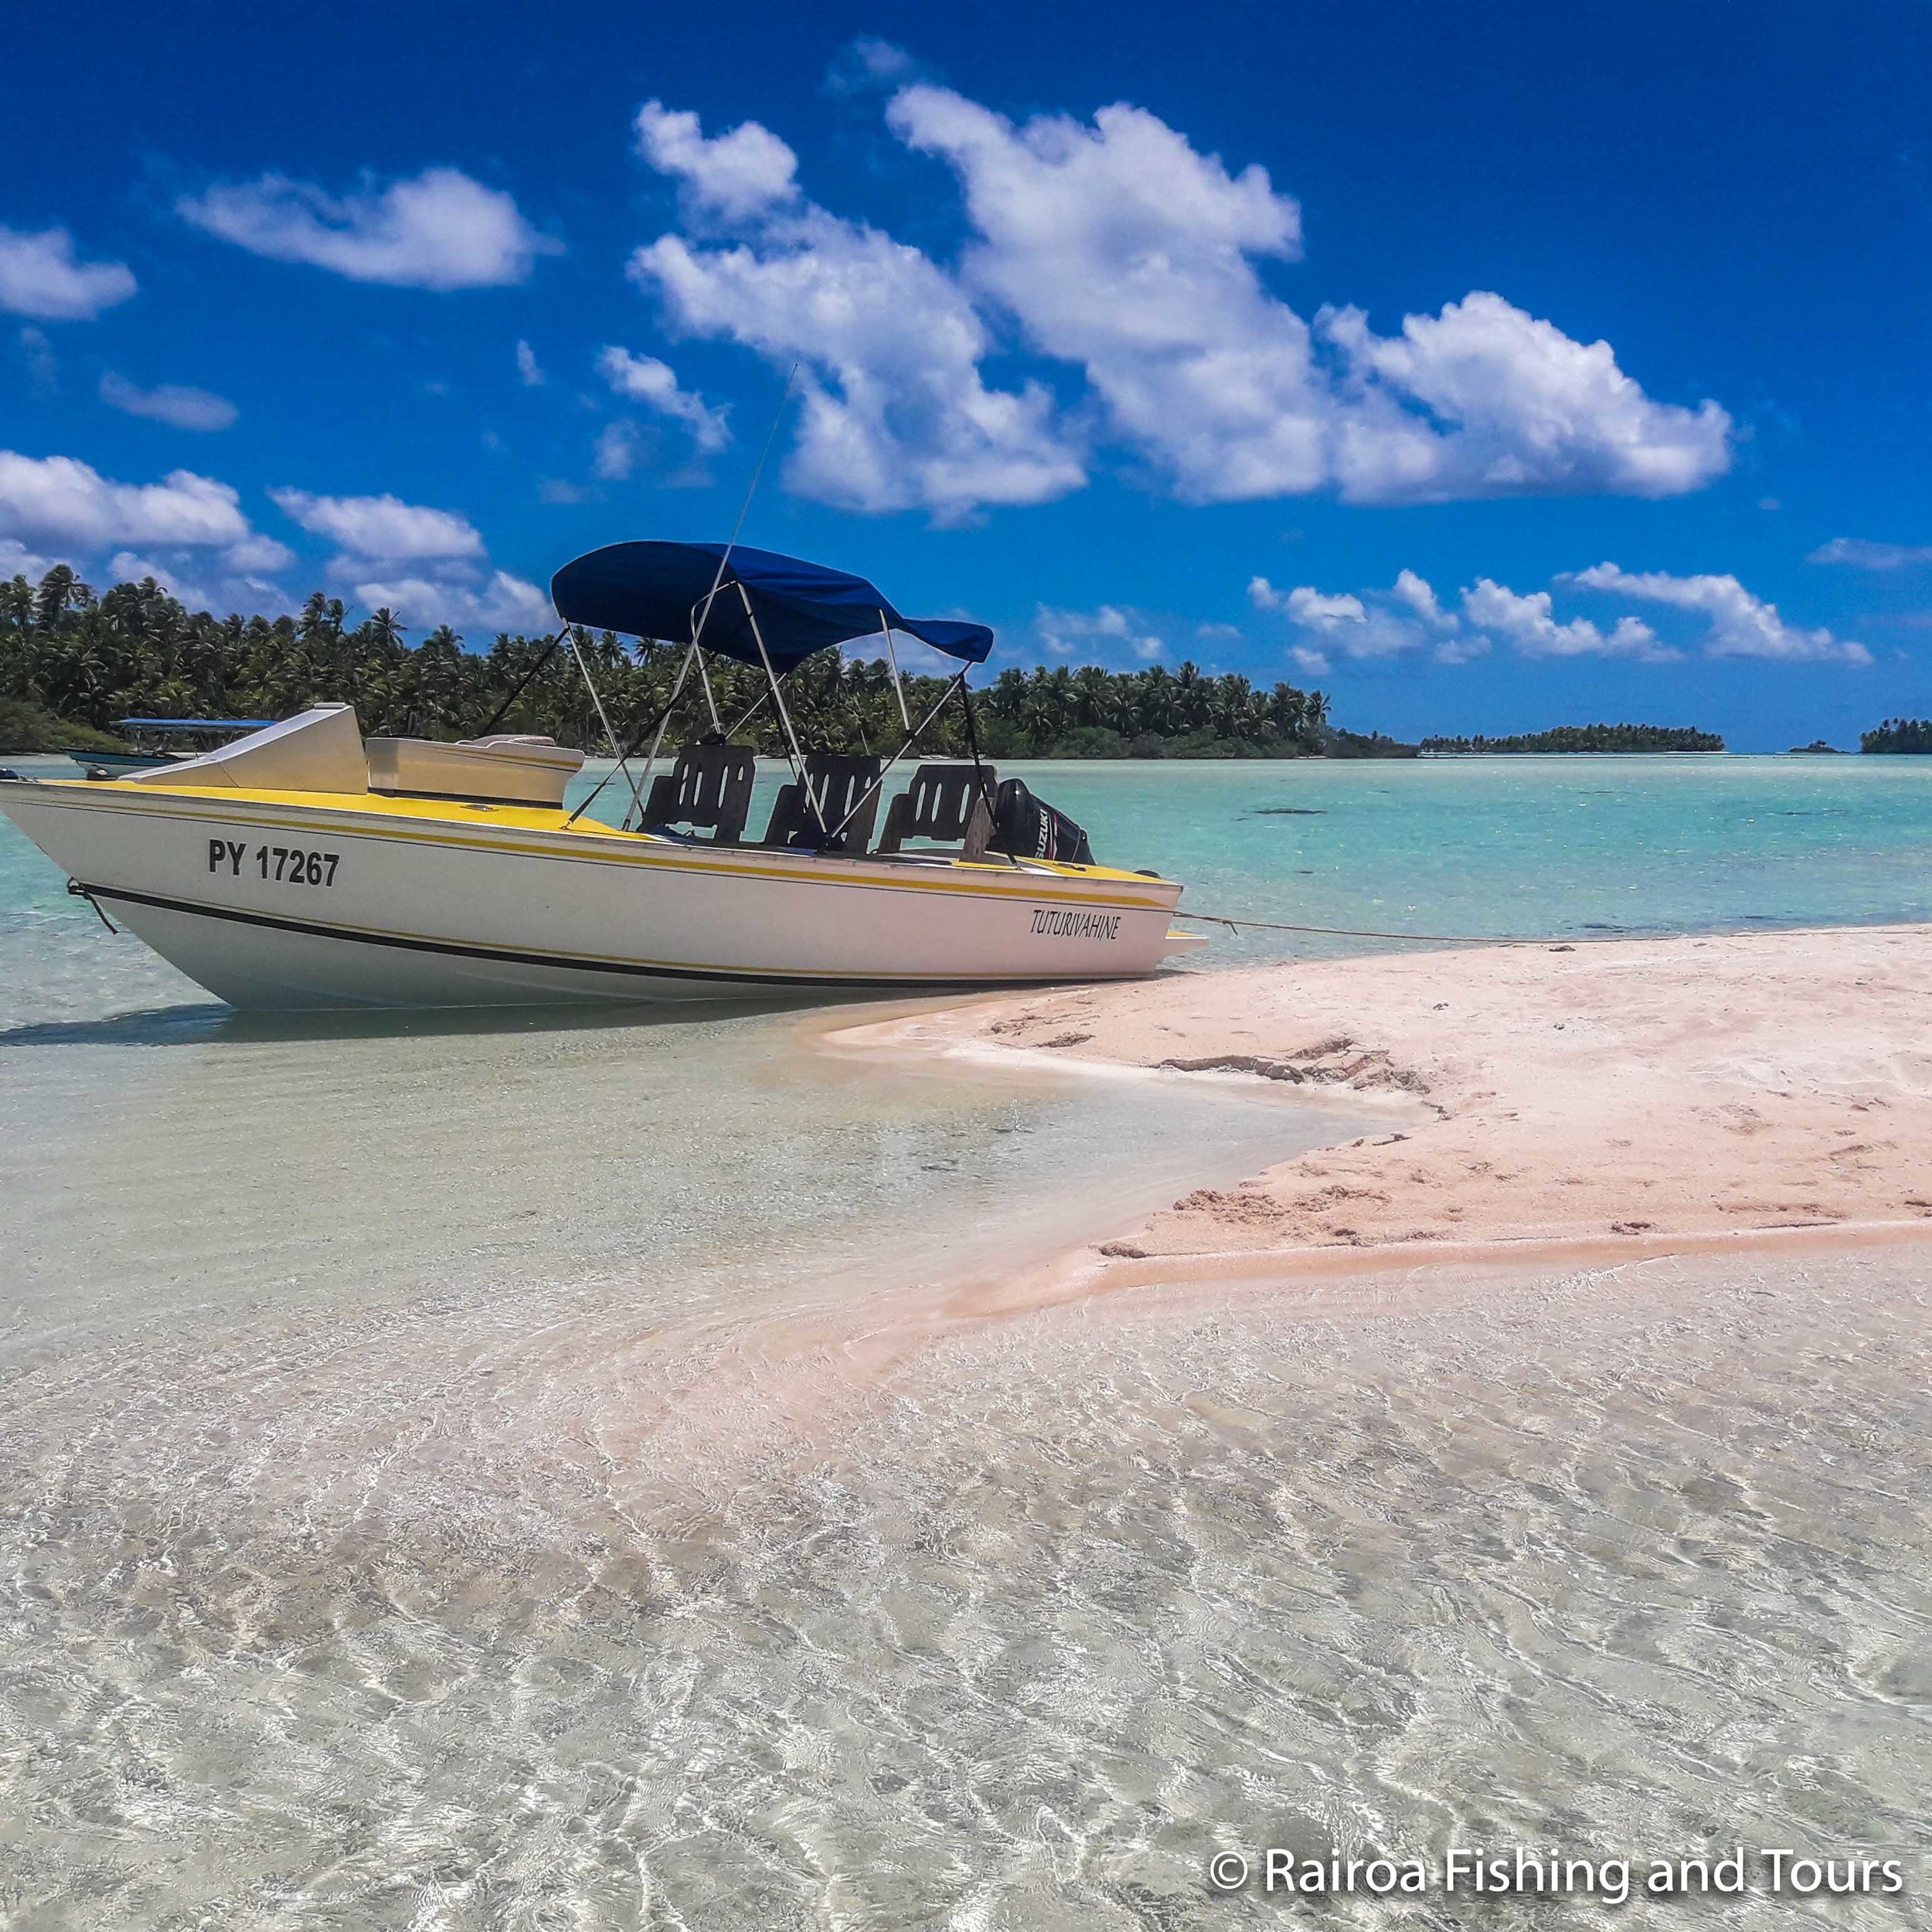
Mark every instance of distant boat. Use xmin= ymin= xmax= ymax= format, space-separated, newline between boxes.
xmin=64 ymin=716 xmax=277 ymax=776
xmin=4 ymin=543 xmax=1205 ymax=1009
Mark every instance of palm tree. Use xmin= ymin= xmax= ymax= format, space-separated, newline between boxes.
xmin=34 ymin=565 xmax=91 ymax=631
xmin=376 ymin=607 xmax=408 ymax=648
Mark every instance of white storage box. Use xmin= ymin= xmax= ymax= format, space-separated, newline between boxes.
xmin=364 ymin=734 xmax=585 ymax=808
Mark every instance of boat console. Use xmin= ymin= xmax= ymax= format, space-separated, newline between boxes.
xmin=366 ymin=733 xmax=585 ymax=808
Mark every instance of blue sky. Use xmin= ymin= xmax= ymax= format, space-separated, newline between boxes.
xmin=3 ymin=0 xmax=1928 ymax=747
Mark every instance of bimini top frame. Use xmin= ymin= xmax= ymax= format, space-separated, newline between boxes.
xmin=552 ymin=541 xmax=998 ymax=845
xmin=549 ymin=541 xmax=992 ymax=669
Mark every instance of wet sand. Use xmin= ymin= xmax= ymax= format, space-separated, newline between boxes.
xmin=835 ymin=923 xmax=1932 ymax=1288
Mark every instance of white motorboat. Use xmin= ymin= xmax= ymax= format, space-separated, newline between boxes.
xmin=0 ymin=542 xmax=1204 ymax=1009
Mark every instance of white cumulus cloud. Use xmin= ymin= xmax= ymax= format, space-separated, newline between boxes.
xmin=631 ymin=107 xmax=1083 ymax=520
xmin=592 ymin=420 xmax=639 ymax=481
xmin=0 ymin=449 xmax=260 ymax=552
xmin=17 ymin=326 xmax=57 ymax=393
xmin=624 ymin=84 xmax=1731 ymax=519
xmin=1036 ymin=603 xmax=1164 ymax=661
xmin=827 ymin=36 xmax=922 ymax=95
xmin=1461 ymin=578 xmax=1669 ymax=660
xmin=0 ymin=449 xmax=294 ymax=611
xmin=516 ymin=338 xmax=545 ymax=386
xmin=178 ymin=167 xmax=558 ymax=290
xmin=104 ymin=549 xmax=293 ymax=615
xmin=1291 ymin=587 xmax=1366 ymax=625
xmin=636 ymin=101 xmax=801 ymax=221
xmin=892 ymin=85 xmax=1326 ymax=503
xmin=347 ymin=569 xmax=552 ymax=635
xmin=270 ymin=485 xmax=546 ymax=635
xmin=1250 ymin=574 xmax=1438 ymax=660
xmin=1568 ymin=562 xmax=1869 ymax=664
xmin=100 ymin=371 xmax=238 ymax=432
xmin=1392 ymin=568 xmax=1454 ymax=626
xmin=270 ymin=488 xmax=485 ymax=562
xmin=1321 ymin=294 xmax=1730 ymax=502
xmin=597 ymin=345 xmax=730 ymax=453
xmin=890 ymin=87 xmax=1729 ymax=506
xmin=1254 ymin=560 xmax=1866 ymax=670
xmin=1 ymin=536 xmax=55 ymax=581
xmin=1808 ymin=536 xmax=1932 ymax=570
xmin=0 ymin=224 xmax=137 ymax=321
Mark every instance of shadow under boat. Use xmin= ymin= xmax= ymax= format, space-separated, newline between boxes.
xmin=0 ymin=988 xmax=835 ymax=1051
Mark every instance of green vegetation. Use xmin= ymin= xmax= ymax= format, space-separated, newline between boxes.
xmin=0 ymin=565 xmax=1345 ymax=759
xmin=1322 ymin=728 xmax=1420 ymax=760
xmin=0 ymin=696 xmax=121 ymax=753
xmin=1420 ymin=723 xmax=1724 ymax=754
xmin=1860 ymin=719 xmax=1932 ymax=753
xmin=975 ymin=664 xmax=1331 ymax=757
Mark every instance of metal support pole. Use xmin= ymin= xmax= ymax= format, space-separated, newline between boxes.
xmin=563 ymin=640 xmax=694 ymax=829
xmin=627 ymin=641 xmax=698 ymax=826
xmin=475 ymin=624 xmax=569 ymax=739
xmin=566 ymin=627 xmax=643 ymax=820
xmin=693 ymin=645 xmax=722 ymax=734
xmin=826 ymin=670 xmax=965 ymax=845
xmin=879 ymin=611 xmax=910 ymax=731
xmin=739 ymin=581 xmax=826 ymax=836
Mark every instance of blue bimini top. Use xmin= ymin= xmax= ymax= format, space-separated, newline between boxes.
xmin=549 ymin=540 xmax=994 ymax=671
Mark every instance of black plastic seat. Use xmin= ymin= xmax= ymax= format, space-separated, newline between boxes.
xmin=760 ymin=753 xmax=883 ymax=855
xmin=876 ymin=763 xmax=997 ymax=856
xmin=642 ymin=740 xmax=757 ymax=843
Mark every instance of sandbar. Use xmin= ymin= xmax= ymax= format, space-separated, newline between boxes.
xmin=835 ymin=924 xmax=1932 ymax=1288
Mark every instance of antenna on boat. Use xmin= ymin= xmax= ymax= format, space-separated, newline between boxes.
xmin=566 ymin=365 xmax=801 ymax=831
xmin=687 ymin=363 xmax=840 ymax=838
xmin=689 ymin=362 xmax=798 ymax=654
xmin=730 ymin=364 xmax=796 ymax=554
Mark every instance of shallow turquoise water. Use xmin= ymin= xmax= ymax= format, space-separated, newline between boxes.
xmin=2 ymin=753 xmax=1927 ymax=1926
xmin=1016 ymin=753 xmax=1932 ymax=963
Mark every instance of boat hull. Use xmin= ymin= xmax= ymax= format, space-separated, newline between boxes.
xmin=63 ymin=748 xmax=173 ymax=774
xmin=0 ymin=778 xmax=1195 ymax=1009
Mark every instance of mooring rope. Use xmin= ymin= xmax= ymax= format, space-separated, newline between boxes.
xmin=1175 ymin=909 xmax=1661 ymax=947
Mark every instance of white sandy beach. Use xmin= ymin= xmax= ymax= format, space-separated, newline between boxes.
xmin=839 ymin=923 xmax=1932 ymax=1286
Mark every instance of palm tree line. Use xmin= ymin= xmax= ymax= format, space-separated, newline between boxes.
xmin=2 ymin=566 xmax=1332 ymax=758
xmin=1860 ymin=719 xmax=1932 ymax=753
xmin=1420 ymin=723 xmax=1725 ymax=753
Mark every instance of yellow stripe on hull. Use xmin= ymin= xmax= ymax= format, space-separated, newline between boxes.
xmin=22 ymin=777 xmax=1176 ymax=911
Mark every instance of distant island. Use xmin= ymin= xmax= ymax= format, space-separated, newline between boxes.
xmin=1860 ymin=719 xmax=1932 ymax=753
xmin=1421 ymin=723 xmax=1725 ymax=754
xmin=0 ymin=564 xmax=1415 ymax=760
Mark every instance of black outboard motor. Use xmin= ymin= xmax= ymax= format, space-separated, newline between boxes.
xmin=989 ymin=777 xmax=1094 ymax=865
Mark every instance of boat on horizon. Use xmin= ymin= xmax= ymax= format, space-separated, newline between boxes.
xmin=0 ymin=541 xmax=1204 ymax=1009
xmin=63 ymin=715 xmax=278 ymax=777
